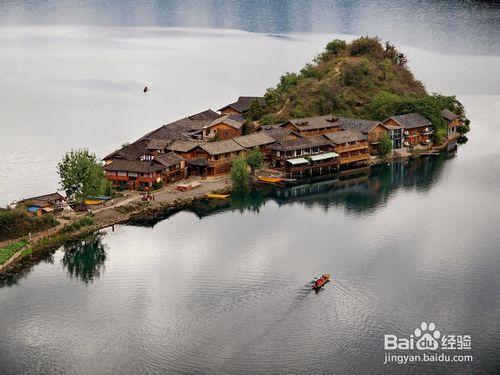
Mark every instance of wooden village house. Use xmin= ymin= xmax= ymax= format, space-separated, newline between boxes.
xmin=202 ymin=114 xmax=245 ymax=140
xmin=103 ymin=152 xmax=186 ymax=190
xmin=441 ymin=108 xmax=462 ymax=142
xmin=333 ymin=117 xmax=395 ymax=155
xmin=233 ymin=132 xmax=276 ymax=157
xmin=268 ymin=135 xmax=339 ymax=178
xmin=168 ymin=138 xmax=246 ymax=176
xmin=280 ymin=115 xmax=341 ymax=137
xmin=383 ymin=113 xmax=433 ymax=148
xmin=218 ymin=96 xmax=265 ymax=116
xmin=323 ymin=130 xmax=370 ymax=168
xmin=259 ymin=125 xmax=301 ymax=142
xmin=17 ymin=192 xmax=67 ymax=215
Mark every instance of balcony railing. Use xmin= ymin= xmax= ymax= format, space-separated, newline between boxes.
xmin=340 ymin=154 xmax=370 ymax=164
xmin=335 ymin=143 xmax=368 ymax=153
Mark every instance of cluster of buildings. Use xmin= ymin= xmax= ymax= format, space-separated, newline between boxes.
xmin=102 ymin=96 xmax=462 ymax=189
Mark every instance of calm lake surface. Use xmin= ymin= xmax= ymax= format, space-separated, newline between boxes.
xmin=1 ymin=1 xmax=500 ymax=374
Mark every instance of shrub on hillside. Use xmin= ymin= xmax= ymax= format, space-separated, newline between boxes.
xmin=349 ymin=37 xmax=384 ymax=58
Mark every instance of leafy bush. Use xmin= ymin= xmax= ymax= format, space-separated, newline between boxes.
xmin=59 ymin=216 xmax=94 ymax=235
xmin=349 ymin=37 xmax=384 ymax=58
xmin=0 ymin=208 xmax=59 ymax=242
xmin=326 ymin=39 xmax=347 ymax=55
xmin=457 ymin=124 xmax=470 ymax=134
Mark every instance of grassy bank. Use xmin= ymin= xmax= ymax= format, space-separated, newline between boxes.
xmin=0 ymin=240 xmax=28 ymax=265
xmin=0 ymin=216 xmax=95 ymax=269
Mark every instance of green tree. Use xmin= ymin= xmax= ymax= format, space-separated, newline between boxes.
xmin=325 ymin=39 xmax=347 ymax=55
xmin=380 ymin=132 xmax=393 ymax=157
xmin=230 ymin=156 xmax=249 ymax=191
xmin=245 ymin=100 xmax=266 ymax=121
xmin=58 ymin=149 xmax=108 ymax=198
xmin=246 ymin=147 xmax=264 ymax=175
xmin=242 ymin=122 xmax=254 ymax=135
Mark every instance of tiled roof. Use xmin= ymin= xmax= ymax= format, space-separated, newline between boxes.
xmin=143 ymin=109 xmax=220 ymax=142
xmin=218 ymin=96 xmax=265 ymax=113
xmin=441 ymin=108 xmax=459 ymax=122
xmin=286 ymin=115 xmax=341 ymax=131
xmin=167 ymin=139 xmax=202 ymax=153
xmin=103 ymin=159 xmax=165 ymax=173
xmin=199 ymin=139 xmax=244 ymax=155
xmin=324 ymin=130 xmax=367 ymax=144
xmin=268 ymin=135 xmax=332 ymax=152
xmin=261 ymin=125 xmax=301 ymax=141
xmin=103 ymin=139 xmax=149 ymax=161
xmin=146 ymin=138 xmax=170 ymax=150
xmin=18 ymin=192 xmax=65 ymax=206
xmin=384 ymin=113 xmax=432 ymax=129
xmin=205 ymin=114 xmax=245 ymax=130
xmin=336 ymin=117 xmax=381 ymax=133
xmin=233 ymin=132 xmax=275 ymax=148
xmin=103 ymin=109 xmax=219 ymax=161
xmin=155 ymin=152 xmax=184 ymax=168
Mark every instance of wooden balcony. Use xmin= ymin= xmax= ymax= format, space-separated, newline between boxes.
xmin=339 ymin=154 xmax=370 ymax=164
xmin=335 ymin=143 xmax=368 ymax=153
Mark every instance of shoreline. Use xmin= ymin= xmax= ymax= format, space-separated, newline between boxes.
xmin=0 ymin=176 xmax=232 ymax=274
xmin=0 ymin=149 xmax=452 ymax=274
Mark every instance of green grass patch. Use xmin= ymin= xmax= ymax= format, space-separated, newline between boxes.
xmin=0 ymin=240 xmax=28 ymax=265
xmin=59 ymin=216 xmax=94 ymax=235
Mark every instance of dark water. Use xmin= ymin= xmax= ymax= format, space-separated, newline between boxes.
xmin=1 ymin=149 xmax=500 ymax=374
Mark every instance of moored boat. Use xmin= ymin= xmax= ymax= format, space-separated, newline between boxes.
xmin=83 ymin=199 xmax=103 ymax=205
xmin=312 ymin=273 xmax=331 ymax=290
xmin=206 ymin=193 xmax=230 ymax=199
xmin=257 ymin=176 xmax=285 ymax=184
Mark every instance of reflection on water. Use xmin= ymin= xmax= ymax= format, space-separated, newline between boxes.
xmin=0 ymin=147 xmax=499 ymax=374
xmin=61 ymin=232 xmax=107 ymax=284
xmin=1 ymin=155 xmax=447 ymax=285
xmin=133 ymin=154 xmax=452 ymax=228
xmin=0 ymin=233 xmax=107 ymax=287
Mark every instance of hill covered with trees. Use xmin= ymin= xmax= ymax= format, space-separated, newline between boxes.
xmin=248 ymin=37 xmax=469 ymax=143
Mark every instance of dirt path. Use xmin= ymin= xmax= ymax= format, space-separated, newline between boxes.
xmin=1 ymin=176 xmax=232 ymax=250
xmin=92 ymin=176 xmax=232 ymax=227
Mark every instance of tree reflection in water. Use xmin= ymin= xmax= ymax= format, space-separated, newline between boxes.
xmin=61 ymin=232 xmax=107 ymax=284
xmin=2 ymin=152 xmax=454 ymax=286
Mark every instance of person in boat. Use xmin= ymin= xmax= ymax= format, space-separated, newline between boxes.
xmin=143 ymin=86 xmax=149 ymax=93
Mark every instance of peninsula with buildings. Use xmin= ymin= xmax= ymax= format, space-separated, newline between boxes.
xmin=101 ymin=38 xmax=467 ymax=189
xmin=0 ymin=37 xmax=469 ymax=270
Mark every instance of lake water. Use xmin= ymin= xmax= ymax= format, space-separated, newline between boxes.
xmin=1 ymin=1 xmax=500 ymax=374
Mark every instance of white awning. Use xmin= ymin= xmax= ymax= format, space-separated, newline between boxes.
xmin=286 ymin=157 xmax=309 ymax=165
xmin=308 ymin=152 xmax=339 ymax=162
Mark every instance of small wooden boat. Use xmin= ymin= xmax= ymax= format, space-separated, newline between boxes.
xmin=312 ymin=273 xmax=331 ymax=290
xmin=84 ymin=199 xmax=103 ymax=205
xmin=257 ymin=176 xmax=285 ymax=184
xmin=206 ymin=193 xmax=230 ymax=199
